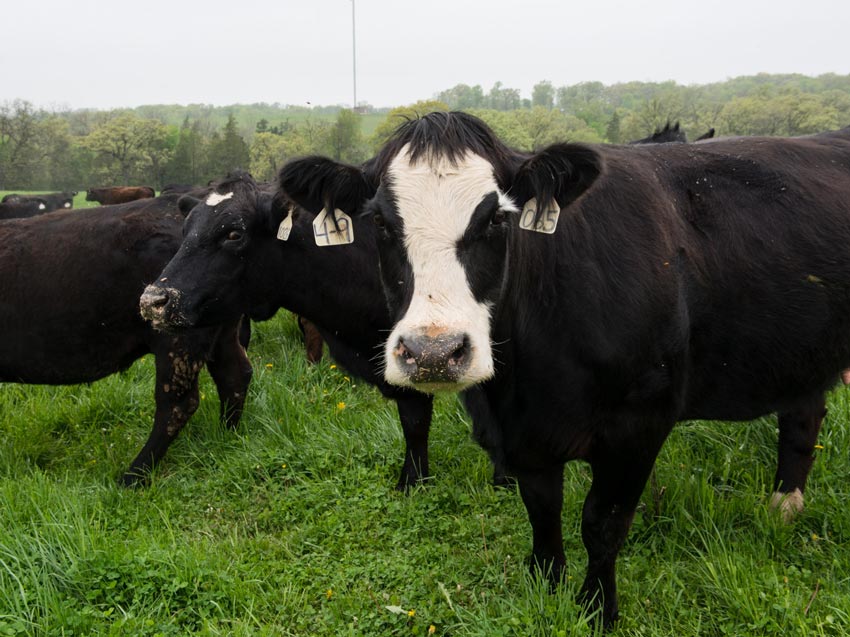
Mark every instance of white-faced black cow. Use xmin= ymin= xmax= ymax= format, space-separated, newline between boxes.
xmin=138 ymin=173 xmax=470 ymax=491
xmin=0 ymin=194 xmax=253 ymax=485
xmin=279 ymin=111 xmax=850 ymax=626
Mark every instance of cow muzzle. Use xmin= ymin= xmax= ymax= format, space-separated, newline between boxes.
xmin=139 ymin=284 xmax=192 ymax=330
xmin=390 ymin=330 xmax=472 ymax=389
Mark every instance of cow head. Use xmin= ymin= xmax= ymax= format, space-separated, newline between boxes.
xmin=139 ymin=172 xmax=283 ymax=330
xmin=281 ymin=112 xmax=602 ymax=392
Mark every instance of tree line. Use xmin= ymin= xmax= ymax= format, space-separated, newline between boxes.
xmin=2 ymin=72 xmax=848 ymax=191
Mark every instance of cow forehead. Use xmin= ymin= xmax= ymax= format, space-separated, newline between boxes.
xmin=205 ymin=191 xmax=234 ymax=206
xmin=387 ymin=149 xmax=504 ymax=239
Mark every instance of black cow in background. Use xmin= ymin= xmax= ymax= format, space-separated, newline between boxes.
xmin=0 ymin=194 xmax=253 ymax=485
xmin=138 ymin=172 xmax=504 ymax=491
xmin=630 ymin=120 xmax=715 ymax=144
xmin=0 ymin=197 xmax=51 ymax=220
xmin=2 ymin=191 xmax=76 ymax=211
xmin=278 ymin=111 xmax=850 ymax=627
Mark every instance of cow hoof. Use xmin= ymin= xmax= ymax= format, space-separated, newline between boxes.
xmin=769 ymin=488 xmax=804 ymax=523
xmin=120 ymin=470 xmax=150 ymax=489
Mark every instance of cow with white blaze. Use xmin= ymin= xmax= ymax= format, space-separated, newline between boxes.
xmin=280 ymin=111 xmax=850 ymax=627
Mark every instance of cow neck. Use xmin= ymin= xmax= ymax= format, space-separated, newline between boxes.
xmin=271 ymin=211 xmax=389 ymax=337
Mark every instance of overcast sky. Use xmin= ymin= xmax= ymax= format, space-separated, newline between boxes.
xmin=3 ymin=0 xmax=849 ymax=111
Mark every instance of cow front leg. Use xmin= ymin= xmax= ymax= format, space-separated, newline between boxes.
xmin=206 ymin=320 xmax=254 ymax=430
xmin=771 ymin=393 xmax=826 ymax=522
xmin=121 ymin=349 xmax=203 ymax=487
xmin=580 ymin=429 xmax=669 ymax=629
xmin=516 ymin=466 xmax=567 ymax=583
xmin=394 ymin=392 xmax=434 ymax=490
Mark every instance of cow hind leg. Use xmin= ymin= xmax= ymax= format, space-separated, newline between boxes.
xmin=771 ymin=393 xmax=826 ymax=522
xmin=393 ymin=392 xmax=434 ymax=491
xmin=206 ymin=320 xmax=254 ymax=429
xmin=121 ymin=349 xmax=203 ymax=487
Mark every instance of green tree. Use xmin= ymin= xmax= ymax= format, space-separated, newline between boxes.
xmin=207 ymin=113 xmax=251 ymax=179
xmin=324 ymin=109 xmax=366 ymax=163
xmin=80 ymin=113 xmax=170 ymax=185
xmin=531 ymin=81 xmax=555 ymax=109
xmin=436 ymin=84 xmax=484 ymax=109
xmin=605 ymin=111 xmax=622 ymax=143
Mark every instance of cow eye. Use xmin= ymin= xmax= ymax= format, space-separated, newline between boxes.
xmin=373 ymin=212 xmax=386 ymax=229
xmin=226 ymin=230 xmax=242 ymax=241
xmin=491 ymin=208 xmax=507 ymax=226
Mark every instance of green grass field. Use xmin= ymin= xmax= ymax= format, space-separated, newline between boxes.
xmin=0 ymin=309 xmax=848 ymax=636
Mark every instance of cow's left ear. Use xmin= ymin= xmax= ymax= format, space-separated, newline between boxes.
xmin=513 ymin=143 xmax=602 ymax=212
xmin=279 ymin=156 xmax=375 ymax=219
xmin=177 ymin=195 xmax=202 ymax=217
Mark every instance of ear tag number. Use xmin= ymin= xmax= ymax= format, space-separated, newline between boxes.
xmin=276 ymin=214 xmax=293 ymax=241
xmin=519 ymin=198 xmax=560 ymax=234
xmin=313 ymin=208 xmax=354 ymax=246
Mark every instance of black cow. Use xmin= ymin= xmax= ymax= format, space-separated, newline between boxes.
xmin=0 ymin=197 xmax=51 ymax=220
xmin=138 ymin=173 xmax=502 ymax=491
xmin=86 ymin=186 xmax=156 ymax=205
xmin=278 ymin=111 xmax=850 ymax=626
xmin=629 ymin=120 xmax=715 ymax=144
xmin=0 ymin=195 xmax=253 ymax=485
xmin=1 ymin=191 xmax=76 ymax=213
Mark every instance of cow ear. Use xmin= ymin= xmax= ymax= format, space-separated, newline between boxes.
xmin=513 ymin=143 xmax=602 ymax=213
xmin=279 ymin=156 xmax=375 ymax=219
xmin=177 ymin=195 xmax=202 ymax=216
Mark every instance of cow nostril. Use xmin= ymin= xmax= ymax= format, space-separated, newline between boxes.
xmin=448 ymin=336 xmax=470 ymax=366
xmin=146 ymin=292 xmax=169 ymax=308
xmin=394 ymin=338 xmax=416 ymax=365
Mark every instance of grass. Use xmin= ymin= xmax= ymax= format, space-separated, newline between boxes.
xmin=0 ymin=311 xmax=848 ymax=636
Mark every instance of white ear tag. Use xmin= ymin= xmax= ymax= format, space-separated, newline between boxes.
xmin=313 ymin=208 xmax=354 ymax=246
xmin=276 ymin=214 xmax=293 ymax=241
xmin=518 ymin=197 xmax=560 ymax=234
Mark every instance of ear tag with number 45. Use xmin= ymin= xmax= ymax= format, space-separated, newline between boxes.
xmin=519 ymin=197 xmax=560 ymax=234
xmin=276 ymin=213 xmax=293 ymax=241
xmin=313 ymin=208 xmax=354 ymax=247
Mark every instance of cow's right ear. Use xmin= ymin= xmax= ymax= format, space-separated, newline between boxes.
xmin=177 ymin=195 xmax=202 ymax=217
xmin=513 ymin=143 xmax=602 ymax=212
xmin=279 ymin=156 xmax=375 ymax=218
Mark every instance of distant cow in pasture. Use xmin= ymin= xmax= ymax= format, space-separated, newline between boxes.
xmin=630 ymin=120 xmax=715 ymax=144
xmin=138 ymin=172 xmax=503 ymax=491
xmin=86 ymin=185 xmax=156 ymax=205
xmin=278 ymin=111 xmax=850 ymax=626
xmin=0 ymin=197 xmax=52 ymax=220
xmin=2 ymin=191 xmax=77 ymax=212
xmin=0 ymin=195 xmax=253 ymax=486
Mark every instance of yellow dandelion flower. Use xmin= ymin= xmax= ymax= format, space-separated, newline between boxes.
xmin=265 ymin=363 xmax=273 ymax=369
xmin=337 ymin=402 xmax=346 ymax=410
xmin=408 ymin=609 xmax=415 ymax=618
xmin=812 ymin=533 xmax=820 ymax=541
xmin=814 ymin=444 xmax=824 ymax=450
xmin=428 ymin=626 xmax=436 ymax=635
xmin=281 ymin=463 xmax=287 ymax=469
xmin=330 ymin=364 xmax=337 ymax=369
xmin=326 ymin=589 xmax=333 ymax=599
xmin=343 ymin=376 xmax=350 ymax=382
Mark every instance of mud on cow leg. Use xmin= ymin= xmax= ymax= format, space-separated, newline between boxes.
xmin=207 ymin=319 xmax=253 ymax=429
xmin=121 ymin=347 xmax=204 ymax=487
xmin=771 ymin=392 xmax=826 ymax=522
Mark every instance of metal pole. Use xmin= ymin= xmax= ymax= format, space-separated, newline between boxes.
xmin=351 ymin=0 xmax=357 ymax=109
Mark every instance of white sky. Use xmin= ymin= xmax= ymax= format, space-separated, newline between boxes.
xmin=3 ymin=0 xmax=849 ymax=110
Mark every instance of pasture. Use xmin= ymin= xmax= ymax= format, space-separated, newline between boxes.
xmin=0 ymin=309 xmax=848 ymax=636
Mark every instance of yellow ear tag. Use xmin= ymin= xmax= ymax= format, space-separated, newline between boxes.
xmin=313 ymin=208 xmax=354 ymax=246
xmin=276 ymin=214 xmax=293 ymax=241
xmin=518 ymin=198 xmax=560 ymax=234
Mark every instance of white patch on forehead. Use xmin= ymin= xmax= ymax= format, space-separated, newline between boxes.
xmin=205 ymin=191 xmax=234 ymax=206
xmin=38 ymin=203 xmax=46 ymax=210
xmin=63 ymin=202 xmax=71 ymax=208
xmin=383 ymin=147 xmax=505 ymax=390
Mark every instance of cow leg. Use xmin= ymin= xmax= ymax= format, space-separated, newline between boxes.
xmin=206 ymin=321 xmax=254 ymax=429
xmin=771 ymin=393 xmax=826 ymax=522
xmin=298 ymin=316 xmax=324 ymax=364
xmin=517 ymin=465 xmax=567 ymax=582
xmin=394 ymin=392 xmax=434 ymax=491
xmin=579 ymin=426 xmax=671 ymax=628
xmin=121 ymin=348 xmax=203 ymax=487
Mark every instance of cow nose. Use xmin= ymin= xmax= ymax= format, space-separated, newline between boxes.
xmin=393 ymin=332 xmax=471 ymax=384
xmin=140 ymin=286 xmax=169 ymax=309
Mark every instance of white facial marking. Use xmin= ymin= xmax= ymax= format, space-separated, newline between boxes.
xmin=384 ymin=147 xmax=510 ymax=390
xmin=205 ymin=191 xmax=234 ymax=206
xmin=63 ymin=202 xmax=71 ymax=208
xmin=38 ymin=203 xmax=46 ymax=210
